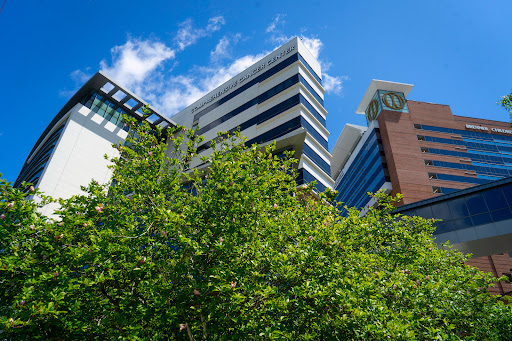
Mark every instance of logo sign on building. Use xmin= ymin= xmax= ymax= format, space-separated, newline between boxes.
xmin=365 ymin=91 xmax=408 ymax=123
xmin=382 ymin=92 xmax=405 ymax=110
xmin=366 ymin=99 xmax=380 ymax=121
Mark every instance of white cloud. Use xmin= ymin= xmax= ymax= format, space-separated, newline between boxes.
xmin=300 ymin=36 xmax=323 ymax=59
xmin=206 ymin=16 xmax=225 ymax=32
xmin=100 ymin=38 xmax=175 ymax=89
xmin=59 ymin=68 xmax=94 ymax=98
xmin=69 ymin=16 xmax=232 ymax=115
xmin=70 ymin=69 xmax=93 ymax=84
xmin=210 ymin=34 xmax=242 ymax=62
xmin=266 ymin=14 xmax=295 ymax=46
xmin=263 ymin=17 xmax=349 ymax=97
xmin=150 ymin=52 xmax=268 ymax=114
xmin=266 ymin=14 xmax=285 ymax=33
xmin=210 ymin=36 xmax=230 ymax=61
xmin=323 ymin=74 xmax=348 ymax=95
xmin=175 ymin=16 xmax=225 ymax=51
xmin=70 ymin=14 xmax=350 ymax=118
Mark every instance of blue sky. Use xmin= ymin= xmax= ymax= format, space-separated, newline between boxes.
xmin=1 ymin=0 xmax=511 ymax=183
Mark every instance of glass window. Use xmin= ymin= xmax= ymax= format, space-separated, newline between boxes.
xmin=440 ymin=187 xmax=460 ymax=194
xmin=299 ymin=74 xmax=324 ymax=106
xmin=490 ymin=208 xmax=512 ymax=222
xmin=447 ymin=198 xmax=470 ymax=218
xmin=434 ymin=221 xmax=453 ymax=234
xmin=415 ymin=206 xmax=434 ymax=219
xmin=502 ymin=184 xmax=512 ymax=206
xmin=452 ymin=216 xmax=473 ymax=230
xmin=471 ymin=212 xmax=493 ymax=226
xmin=414 ymin=124 xmax=422 ymax=129
xmin=421 ymin=147 xmax=429 ymax=153
xmin=483 ymin=188 xmax=508 ymax=211
xmin=430 ymin=202 xmax=452 ymax=221
xmin=432 ymin=186 xmax=442 ymax=194
xmin=401 ymin=210 xmax=416 ymax=217
xmin=102 ymin=82 xmax=115 ymax=93
xmin=298 ymin=54 xmax=322 ymax=85
xmin=425 ymin=160 xmax=433 ymax=166
xmin=417 ymin=135 xmax=425 ymax=141
xmin=428 ymin=173 xmax=438 ymax=179
xmin=465 ymin=193 xmax=488 ymax=215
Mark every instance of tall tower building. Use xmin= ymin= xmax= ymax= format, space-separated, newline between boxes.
xmin=172 ymin=37 xmax=333 ymax=192
xmin=332 ymin=80 xmax=512 ymax=214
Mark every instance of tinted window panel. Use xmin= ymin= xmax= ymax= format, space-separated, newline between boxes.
xmin=451 ymin=216 xmax=474 ymax=230
xmin=430 ymin=202 xmax=452 ymax=221
xmin=471 ymin=212 xmax=493 ymax=226
xmin=502 ymin=184 xmax=512 ymax=206
xmin=447 ymin=198 xmax=469 ymax=217
xmin=414 ymin=206 xmax=434 ymax=219
xmin=401 ymin=210 xmax=416 ymax=217
xmin=465 ymin=194 xmax=488 ymax=215
xmin=434 ymin=221 xmax=454 ymax=234
xmin=483 ymin=188 xmax=508 ymax=211
xmin=490 ymin=208 xmax=512 ymax=222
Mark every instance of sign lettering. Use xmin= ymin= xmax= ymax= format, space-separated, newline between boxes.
xmin=465 ymin=124 xmax=512 ymax=135
xmin=191 ymin=45 xmax=296 ymax=113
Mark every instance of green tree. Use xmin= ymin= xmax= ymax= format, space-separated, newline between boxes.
xmin=499 ymin=91 xmax=512 ymax=122
xmin=1 ymin=118 xmax=511 ymax=340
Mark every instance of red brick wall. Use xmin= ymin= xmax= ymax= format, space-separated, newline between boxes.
xmin=466 ymin=254 xmax=512 ymax=295
xmin=376 ymin=100 xmax=512 ymax=294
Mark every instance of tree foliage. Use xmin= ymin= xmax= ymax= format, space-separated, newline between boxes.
xmin=500 ymin=91 xmax=512 ymax=122
xmin=1 ymin=118 xmax=511 ymax=340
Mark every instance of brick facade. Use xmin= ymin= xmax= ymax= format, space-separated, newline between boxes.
xmin=377 ymin=99 xmax=512 ymax=294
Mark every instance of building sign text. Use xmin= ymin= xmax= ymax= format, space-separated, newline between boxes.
xmin=466 ymin=124 xmax=512 ymax=135
xmin=191 ymin=45 xmax=296 ymax=114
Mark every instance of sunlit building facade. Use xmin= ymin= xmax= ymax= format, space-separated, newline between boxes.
xmin=331 ymin=79 xmax=512 ymax=293
xmin=14 ymin=72 xmax=173 ymax=215
xmin=171 ymin=37 xmax=333 ymax=192
xmin=16 ymin=37 xmax=333 ymax=214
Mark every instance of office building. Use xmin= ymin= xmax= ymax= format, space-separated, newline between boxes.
xmin=332 ymin=79 xmax=512 ymax=292
xmin=171 ymin=37 xmax=333 ymax=192
xmin=15 ymin=37 xmax=333 ymax=213
xmin=14 ymin=71 xmax=174 ymax=215
xmin=332 ymin=79 xmax=512 ymax=214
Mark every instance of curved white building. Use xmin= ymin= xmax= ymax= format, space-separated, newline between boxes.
xmin=15 ymin=72 xmax=174 ymax=215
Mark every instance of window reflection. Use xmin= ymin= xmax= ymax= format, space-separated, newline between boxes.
xmin=399 ymin=182 xmax=512 ymax=234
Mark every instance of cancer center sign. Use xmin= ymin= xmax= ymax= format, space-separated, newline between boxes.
xmin=191 ymin=45 xmax=296 ymax=114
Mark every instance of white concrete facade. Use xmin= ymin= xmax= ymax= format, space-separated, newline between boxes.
xmin=36 ymin=105 xmax=126 ymax=215
xmin=172 ymin=37 xmax=334 ymax=190
xmin=15 ymin=72 xmax=173 ymax=216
